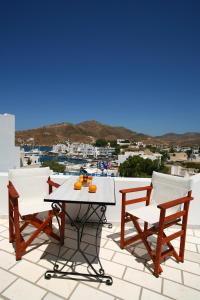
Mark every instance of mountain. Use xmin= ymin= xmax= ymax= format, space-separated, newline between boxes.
xmin=16 ymin=120 xmax=152 ymax=146
xmin=156 ymin=132 xmax=200 ymax=146
xmin=16 ymin=120 xmax=200 ymax=146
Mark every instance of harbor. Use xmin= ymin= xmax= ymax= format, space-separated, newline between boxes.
xmin=20 ymin=145 xmax=119 ymax=176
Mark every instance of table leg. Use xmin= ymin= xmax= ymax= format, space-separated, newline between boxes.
xmin=75 ymin=203 xmax=112 ymax=229
xmin=45 ymin=202 xmax=113 ymax=285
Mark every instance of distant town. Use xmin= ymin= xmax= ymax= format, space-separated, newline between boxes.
xmin=21 ymin=138 xmax=200 ymax=178
xmin=1 ymin=114 xmax=200 ymax=177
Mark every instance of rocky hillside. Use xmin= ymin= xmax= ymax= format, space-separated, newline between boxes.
xmin=16 ymin=120 xmax=200 ymax=146
xmin=16 ymin=120 xmax=152 ymax=145
xmin=156 ymin=132 xmax=200 ymax=146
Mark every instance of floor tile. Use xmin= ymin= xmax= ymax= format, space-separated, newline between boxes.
xmin=2 ymin=278 xmax=46 ymax=300
xmin=100 ymin=258 xmax=125 ymax=278
xmin=64 ymin=228 xmax=77 ymax=240
xmin=186 ymin=235 xmax=200 ymax=245
xmin=81 ymin=233 xmax=107 ymax=247
xmin=165 ymin=258 xmax=200 ymax=275
xmin=85 ymin=244 xmax=114 ymax=260
xmin=43 ymin=292 xmax=64 ymax=300
xmin=99 ymin=276 xmax=141 ymax=300
xmin=0 ymin=239 xmax=15 ymax=253
xmin=0 ymin=226 xmax=7 ymax=233
xmin=0 ymin=219 xmax=8 ymax=226
xmin=112 ymin=252 xmax=144 ymax=270
xmin=37 ymin=274 xmax=78 ymax=298
xmin=141 ymin=288 xmax=171 ymax=300
xmin=37 ymin=253 xmax=66 ymax=270
xmin=183 ymin=271 xmax=200 ymax=290
xmin=70 ymin=283 xmax=114 ymax=300
xmin=184 ymin=249 xmax=200 ymax=264
xmin=44 ymin=242 xmax=68 ymax=257
xmin=65 ymin=263 xmax=100 ymax=288
xmin=163 ymin=279 xmax=200 ymax=300
xmin=124 ymin=267 xmax=162 ymax=292
xmin=64 ymin=237 xmax=87 ymax=251
xmin=0 ymin=268 xmax=17 ymax=293
xmin=10 ymin=260 xmax=46 ymax=282
xmin=23 ymin=248 xmax=46 ymax=263
xmin=161 ymin=265 xmax=182 ymax=283
xmin=0 ymin=250 xmax=17 ymax=270
xmin=194 ymin=230 xmax=200 ymax=237
xmin=104 ymin=240 xmax=130 ymax=254
xmin=0 ymin=228 xmax=9 ymax=239
xmin=144 ymin=265 xmax=182 ymax=283
xmin=171 ymin=239 xmax=197 ymax=252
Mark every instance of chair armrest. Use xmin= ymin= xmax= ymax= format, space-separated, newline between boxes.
xmin=120 ymin=185 xmax=152 ymax=194
xmin=7 ymin=181 xmax=19 ymax=199
xmin=120 ymin=185 xmax=152 ymax=206
xmin=47 ymin=178 xmax=60 ymax=188
xmin=157 ymin=195 xmax=193 ymax=210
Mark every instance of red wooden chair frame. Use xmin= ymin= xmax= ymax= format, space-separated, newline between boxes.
xmin=120 ymin=185 xmax=193 ymax=277
xmin=8 ymin=177 xmax=65 ymax=260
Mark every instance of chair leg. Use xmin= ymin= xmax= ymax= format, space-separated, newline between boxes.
xmin=154 ymin=210 xmax=165 ymax=277
xmin=120 ymin=196 xmax=126 ymax=249
xmin=154 ymin=230 xmax=164 ymax=277
xmin=60 ymin=203 xmax=65 ymax=245
xmin=144 ymin=221 xmax=148 ymax=233
xmin=120 ymin=213 xmax=125 ymax=249
xmin=9 ymin=200 xmax=15 ymax=243
xmin=13 ymin=206 xmax=22 ymax=260
xmin=48 ymin=211 xmax=53 ymax=229
xmin=179 ymin=202 xmax=190 ymax=262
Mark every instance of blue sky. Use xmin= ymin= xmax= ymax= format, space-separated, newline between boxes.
xmin=0 ymin=0 xmax=200 ymax=135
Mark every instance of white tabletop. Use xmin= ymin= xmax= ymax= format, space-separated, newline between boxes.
xmin=44 ymin=176 xmax=116 ymax=205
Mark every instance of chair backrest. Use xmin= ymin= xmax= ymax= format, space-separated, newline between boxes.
xmin=8 ymin=167 xmax=52 ymax=199
xmin=151 ymin=172 xmax=192 ymax=211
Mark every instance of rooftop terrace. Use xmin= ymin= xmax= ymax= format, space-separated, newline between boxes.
xmin=0 ymin=218 xmax=200 ymax=300
xmin=0 ymin=171 xmax=200 ymax=300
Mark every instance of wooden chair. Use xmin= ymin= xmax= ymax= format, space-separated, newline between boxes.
xmin=8 ymin=167 xmax=65 ymax=260
xmin=120 ymin=171 xmax=193 ymax=277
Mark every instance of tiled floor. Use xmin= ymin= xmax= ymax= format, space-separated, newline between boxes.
xmin=0 ymin=217 xmax=200 ymax=300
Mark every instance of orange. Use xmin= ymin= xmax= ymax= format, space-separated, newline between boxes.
xmin=89 ymin=185 xmax=97 ymax=193
xmin=74 ymin=181 xmax=82 ymax=190
xmin=88 ymin=176 xmax=93 ymax=180
xmin=87 ymin=179 xmax=92 ymax=186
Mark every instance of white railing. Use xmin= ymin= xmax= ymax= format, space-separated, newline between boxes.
xmin=1 ymin=173 xmax=199 ymax=226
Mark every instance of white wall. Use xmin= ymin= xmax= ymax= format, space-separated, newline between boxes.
xmin=0 ymin=114 xmax=20 ymax=172
xmin=1 ymin=173 xmax=199 ymax=226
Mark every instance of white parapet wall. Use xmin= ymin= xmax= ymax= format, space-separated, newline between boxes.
xmin=0 ymin=173 xmax=199 ymax=226
xmin=0 ymin=114 xmax=20 ymax=172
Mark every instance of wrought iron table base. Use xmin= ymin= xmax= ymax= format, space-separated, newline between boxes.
xmin=45 ymin=202 xmax=113 ymax=285
xmin=74 ymin=203 xmax=113 ymax=229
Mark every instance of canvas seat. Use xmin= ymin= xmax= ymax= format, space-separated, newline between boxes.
xmin=17 ymin=196 xmax=53 ymax=216
xmin=120 ymin=171 xmax=193 ymax=277
xmin=128 ymin=205 xmax=161 ymax=225
xmin=8 ymin=167 xmax=65 ymax=260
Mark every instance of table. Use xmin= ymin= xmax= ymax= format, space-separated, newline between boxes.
xmin=44 ymin=176 xmax=116 ymax=285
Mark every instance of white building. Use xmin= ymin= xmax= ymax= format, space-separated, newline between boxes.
xmin=52 ymin=144 xmax=68 ymax=154
xmin=20 ymin=149 xmax=40 ymax=167
xmin=95 ymin=147 xmax=115 ymax=158
xmin=118 ymin=151 xmax=162 ymax=165
xmin=0 ymin=114 xmax=20 ymax=171
xmin=117 ymin=139 xmax=131 ymax=146
xmin=171 ymin=165 xmax=197 ymax=177
xmin=67 ymin=143 xmax=96 ymax=157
